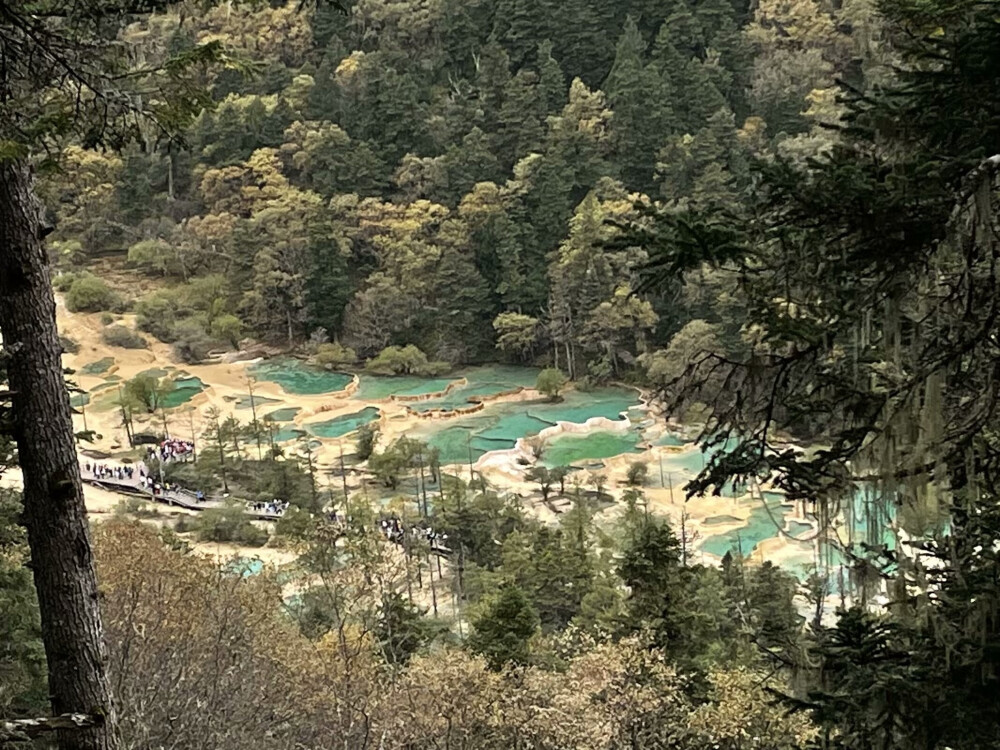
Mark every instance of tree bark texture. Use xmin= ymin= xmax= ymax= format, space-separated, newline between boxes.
xmin=0 ymin=159 xmax=121 ymax=750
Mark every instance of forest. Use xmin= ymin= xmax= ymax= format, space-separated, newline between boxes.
xmin=2 ymin=0 xmax=1000 ymax=749
xmin=36 ymin=0 xmax=868 ymax=381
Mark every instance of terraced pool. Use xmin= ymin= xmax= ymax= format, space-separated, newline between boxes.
xmin=701 ymin=495 xmax=790 ymax=558
xmin=160 ymin=376 xmax=206 ymax=408
xmin=541 ymin=430 xmax=642 ymax=468
xmin=305 ymin=407 xmax=380 ymax=438
xmin=354 ymin=374 xmax=458 ymax=400
xmin=250 ymin=358 xmax=353 ymax=395
xmin=413 ymin=388 xmax=640 ymax=464
xmin=80 ymin=357 xmax=115 ymax=375
xmin=408 ymin=366 xmax=538 ymax=412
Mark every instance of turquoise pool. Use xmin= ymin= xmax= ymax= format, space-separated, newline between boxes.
xmin=354 ymin=374 xmax=458 ymax=400
xmin=541 ymin=430 xmax=642 ymax=468
xmin=250 ymin=358 xmax=353 ymax=395
xmin=409 ymin=366 xmax=539 ymax=412
xmin=160 ymin=376 xmax=206 ymax=409
xmin=80 ymin=357 xmax=115 ymax=375
xmin=265 ymin=407 xmax=301 ymax=421
xmin=306 ymin=407 xmax=380 ymax=438
xmin=701 ymin=495 xmax=790 ymax=558
xmin=413 ymin=388 xmax=640 ymax=464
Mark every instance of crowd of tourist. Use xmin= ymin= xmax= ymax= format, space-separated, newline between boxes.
xmin=378 ymin=515 xmax=450 ymax=553
xmin=246 ymin=499 xmax=289 ymax=516
xmin=84 ymin=462 xmax=135 ymax=482
xmin=147 ymin=439 xmax=194 ymax=464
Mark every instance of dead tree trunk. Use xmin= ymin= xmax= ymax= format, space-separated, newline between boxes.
xmin=0 ymin=160 xmax=122 ymax=750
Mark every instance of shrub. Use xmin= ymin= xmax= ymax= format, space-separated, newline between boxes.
xmin=99 ymin=312 xmax=115 ymax=325
xmin=192 ymin=503 xmax=269 ymax=547
xmin=172 ymin=319 xmax=215 ymax=363
xmin=52 ymin=272 xmax=77 ymax=292
xmin=356 ymin=423 xmax=379 ymax=461
xmin=127 ymin=238 xmax=177 ymax=276
xmin=365 ymin=345 xmax=448 ymax=376
xmin=102 ymin=325 xmax=148 ymax=350
xmin=314 ymin=341 xmax=357 ymax=368
xmin=65 ymin=274 xmax=118 ymax=313
xmin=536 ymin=367 xmax=568 ymax=401
xmin=135 ymin=291 xmax=185 ymax=342
xmin=114 ymin=497 xmax=159 ymax=518
xmin=210 ymin=314 xmax=244 ymax=349
xmin=626 ymin=461 xmax=649 ymax=487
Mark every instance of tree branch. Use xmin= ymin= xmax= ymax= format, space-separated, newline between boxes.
xmin=1 ymin=713 xmax=105 ymax=743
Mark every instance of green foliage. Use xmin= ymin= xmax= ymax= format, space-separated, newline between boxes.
xmin=355 ymin=423 xmax=379 ymax=462
xmin=123 ymin=373 xmax=175 ymax=413
xmin=313 ymin=341 xmax=356 ymax=368
xmin=365 ymin=345 xmax=448 ymax=376
xmin=492 ymin=312 xmax=539 ymax=360
xmin=626 ymin=461 xmax=648 ymax=486
xmin=535 ymin=367 xmax=567 ymax=400
xmin=468 ymin=583 xmax=539 ymax=670
xmin=189 ymin=502 xmax=269 ymax=547
xmin=525 ymin=466 xmax=554 ymax=501
xmin=0 ymin=490 xmax=47 ymax=717
xmin=64 ymin=274 xmax=119 ymax=313
xmin=368 ymin=437 xmax=427 ymax=489
xmin=210 ymin=314 xmax=244 ymax=349
xmin=172 ymin=319 xmax=216 ymax=364
xmin=101 ymin=324 xmax=148 ymax=350
xmin=375 ymin=593 xmax=442 ymax=666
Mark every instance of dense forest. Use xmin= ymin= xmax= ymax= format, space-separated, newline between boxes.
xmin=40 ymin=0 xmax=877 ymax=381
xmin=2 ymin=0 xmax=1000 ymax=749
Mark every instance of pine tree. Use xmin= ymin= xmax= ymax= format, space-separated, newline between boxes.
xmin=605 ymin=17 xmax=675 ymax=193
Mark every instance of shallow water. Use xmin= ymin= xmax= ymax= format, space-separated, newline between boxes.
xmin=80 ymin=357 xmax=115 ymax=375
xmin=700 ymin=495 xmax=790 ymax=558
xmin=271 ymin=426 xmax=307 ymax=443
xmin=541 ymin=430 xmax=642 ymax=468
xmin=306 ymin=407 xmax=380 ymax=438
xmin=234 ymin=395 xmax=281 ymax=409
xmin=265 ymin=407 xmax=301 ymax=422
xmin=250 ymin=358 xmax=353 ymax=395
xmin=412 ymin=388 xmax=640 ymax=464
xmin=354 ymin=374 xmax=457 ymax=400
xmin=160 ymin=377 xmax=206 ymax=409
xmin=408 ymin=366 xmax=539 ymax=411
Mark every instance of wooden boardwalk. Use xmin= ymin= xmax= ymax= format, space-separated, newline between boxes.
xmin=81 ymin=463 xmax=283 ymax=521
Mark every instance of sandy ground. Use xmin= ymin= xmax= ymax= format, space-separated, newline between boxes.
xmin=53 ymin=296 xmax=824 ymax=577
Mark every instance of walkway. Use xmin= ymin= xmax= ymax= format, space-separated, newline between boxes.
xmin=80 ymin=461 xmax=284 ymax=521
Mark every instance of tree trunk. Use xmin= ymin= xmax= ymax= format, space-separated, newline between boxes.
xmin=0 ymin=160 xmax=122 ymax=750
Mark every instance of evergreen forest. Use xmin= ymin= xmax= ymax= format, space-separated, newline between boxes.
xmin=1 ymin=0 xmax=1000 ymax=749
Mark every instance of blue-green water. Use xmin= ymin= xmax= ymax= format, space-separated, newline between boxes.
xmin=250 ymin=358 xmax=353 ymax=395
xmin=704 ymin=514 xmax=741 ymax=526
xmin=80 ymin=357 xmax=115 ymax=375
xmin=306 ymin=407 xmax=380 ymax=438
xmin=787 ymin=521 xmax=813 ymax=538
xmin=656 ymin=432 xmax=687 ymax=447
xmin=409 ymin=366 xmax=539 ymax=412
xmin=160 ymin=377 xmax=206 ymax=409
xmin=71 ymin=392 xmax=90 ymax=407
xmin=265 ymin=407 xmax=301 ymax=421
xmin=542 ymin=431 xmax=642 ymax=468
xmin=272 ymin=427 xmax=306 ymax=443
xmin=413 ymin=388 xmax=640 ymax=464
xmin=234 ymin=395 xmax=281 ymax=409
xmin=701 ymin=495 xmax=790 ymax=558
xmin=225 ymin=557 xmax=264 ymax=577
xmin=354 ymin=374 xmax=458 ymax=400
